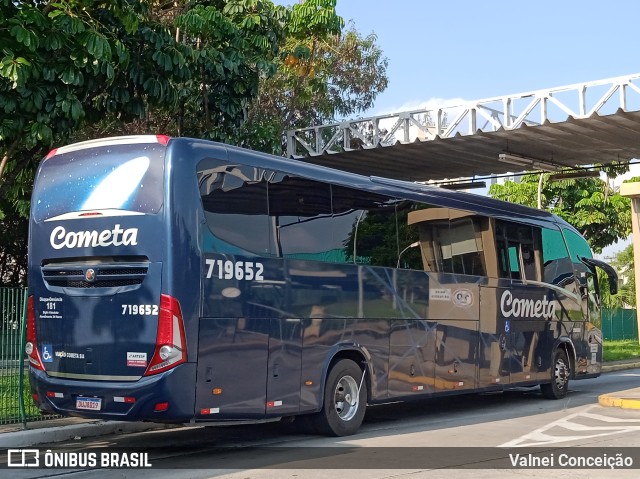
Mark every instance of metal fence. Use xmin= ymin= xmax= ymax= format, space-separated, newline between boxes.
xmin=602 ymin=308 xmax=638 ymax=341
xmin=0 ymin=287 xmax=58 ymax=425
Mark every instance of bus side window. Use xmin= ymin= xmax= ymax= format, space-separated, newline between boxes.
xmin=396 ymin=201 xmax=426 ymax=270
xmin=267 ymin=174 xmax=337 ymax=261
xmin=495 ymin=221 xmax=540 ymax=282
xmin=495 ymin=221 xmax=515 ymax=279
xmin=541 ymin=227 xmax=574 ymax=289
xmin=197 ymin=159 xmax=272 ymax=255
xmin=448 ymin=216 xmax=486 ymax=276
xmin=508 ymin=245 xmax=521 ymax=280
xmin=405 ymin=207 xmax=486 ymax=276
xmin=517 ymin=225 xmax=541 ymax=282
xmin=331 ymin=185 xmax=400 ymax=267
xmin=562 ymin=227 xmax=593 ymax=297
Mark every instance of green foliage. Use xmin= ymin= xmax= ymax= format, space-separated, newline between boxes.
xmin=488 ymin=172 xmax=631 ymax=253
xmin=0 ymin=0 xmax=289 ymax=207
xmin=0 ymin=177 xmax=29 ymax=285
xmin=241 ymin=21 xmax=389 ymax=154
xmin=0 ymin=0 xmax=384 ymax=281
xmin=289 ymin=0 xmax=343 ymax=40
xmin=600 ymin=243 xmax=636 ymax=308
xmin=603 ymin=340 xmax=640 ymax=361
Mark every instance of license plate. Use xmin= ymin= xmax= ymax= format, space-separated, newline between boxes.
xmin=76 ymin=397 xmax=102 ymax=411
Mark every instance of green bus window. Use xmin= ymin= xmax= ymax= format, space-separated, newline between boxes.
xmin=563 ymin=227 xmax=593 ymax=263
xmin=508 ymin=246 xmax=520 ymax=276
xmin=541 ymin=227 xmax=574 ymax=288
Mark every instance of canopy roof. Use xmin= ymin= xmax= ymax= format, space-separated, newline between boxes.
xmin=286 ymin=74 xmax=640 ymax=182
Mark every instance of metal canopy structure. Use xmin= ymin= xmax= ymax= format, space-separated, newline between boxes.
xmin=286 ymin=73 xmax=640 ymax=182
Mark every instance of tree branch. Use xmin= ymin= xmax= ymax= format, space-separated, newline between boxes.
xmin=0 ymin=138 xmax=22 ymax=188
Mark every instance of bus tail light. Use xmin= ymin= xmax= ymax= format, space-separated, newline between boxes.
xmin=154 ymin=402 xmax=169 ymax=412
xmin=144 ymin=294 xmax=186 ymax=376
xmin=26 ymin=296 xmax=45 ymax=371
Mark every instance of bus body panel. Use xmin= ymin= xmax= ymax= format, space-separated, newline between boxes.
xmin=195 ymin=317 xmax=269 ymax=419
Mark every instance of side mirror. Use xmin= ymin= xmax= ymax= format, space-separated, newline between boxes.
xmin=580 ymin=257 xmax=618 ymax=295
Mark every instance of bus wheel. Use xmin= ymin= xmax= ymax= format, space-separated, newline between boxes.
xmin=540 ymin=348 xmax=570 ymax=399
xmin=314 ymin=359 xmax=367 ymax=436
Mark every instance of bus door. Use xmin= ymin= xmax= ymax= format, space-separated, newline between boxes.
xmin=195 ymin=253 xmax=271 ymax=419
xmin=432 ymin=280 xmax=480 ymax=393
xmin=478 ymin=285 xmax=511 ymax=388
xmin=505 ymin=284 xmax=552 ymax=384
xmin=265 ymin=266 xmax=303 ymax=416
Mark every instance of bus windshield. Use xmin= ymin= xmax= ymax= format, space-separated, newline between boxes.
xmin=32 ymin=142 xmax=165 ymax=222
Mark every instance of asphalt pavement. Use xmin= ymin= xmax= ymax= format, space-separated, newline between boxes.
xmin=1 ymin=359 xmax=639 ymax=448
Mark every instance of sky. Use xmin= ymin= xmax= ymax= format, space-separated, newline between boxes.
xmin=278 ymin=0 xmax=640 ymax=258
xmin=330 ymin=0 xmax=640 ymax=116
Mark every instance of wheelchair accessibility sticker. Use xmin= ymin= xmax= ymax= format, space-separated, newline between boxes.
xmin=41 ymin=345 xmax=53 ymax=363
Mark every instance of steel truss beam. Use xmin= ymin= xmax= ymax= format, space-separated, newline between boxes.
xmin=286 ymin=73 xmax=640 ymax=159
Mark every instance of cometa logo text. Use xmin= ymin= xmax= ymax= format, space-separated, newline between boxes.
xmin=500 ymin=290 xmax=557 ymax=319
xmin=50 ymin=225 xmax=138 ymax=250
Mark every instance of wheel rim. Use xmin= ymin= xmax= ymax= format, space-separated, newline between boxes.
xmin=554 ymin=357 xmax=569 ymax=390
xmin=334 ymin=375 xmax=359 ymax=421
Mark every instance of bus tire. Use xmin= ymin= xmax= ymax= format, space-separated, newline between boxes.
xmin=313 ymin=359 xmax=367 ymax=436
xmin=540 ymin=348 xmax=570 ymax=399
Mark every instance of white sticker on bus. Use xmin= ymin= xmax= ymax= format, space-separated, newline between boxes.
xmin=429 ymin=289 xmax=451 ymax=301
xmin=127 ymin=352 xmax=147 ymax=368
xmin=453 ymin=288 xmax=473 ymax=307
xmin=205 ymin=259 xmax=264 ymax=281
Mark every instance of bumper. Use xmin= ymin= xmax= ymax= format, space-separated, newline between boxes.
xmin=29 ymin=363 xmax=196 ymax=423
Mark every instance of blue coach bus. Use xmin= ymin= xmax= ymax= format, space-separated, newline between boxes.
xmin=27 ymin=135 xmax=617 ymax=436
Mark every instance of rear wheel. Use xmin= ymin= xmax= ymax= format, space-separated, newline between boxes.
xmin=313 ymin=359 xmax=367 ymax=436
xmin=540 ymin=348 xmax=570 ymax=399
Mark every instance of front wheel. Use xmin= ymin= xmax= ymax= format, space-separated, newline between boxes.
xmin=313 ymin=359 xmax=367 ymax=436
xmin=540 ymin=348 xmax=570 ymax=399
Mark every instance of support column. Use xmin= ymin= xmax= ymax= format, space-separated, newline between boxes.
xmin=620 ymin=182 xmax=640 ymax=344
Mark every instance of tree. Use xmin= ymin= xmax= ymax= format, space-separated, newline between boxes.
xmin=0 ymin=0 xmax=289 ymax=208
xmin=0 ymin=197 xmax=28 ymax=286
xmin=488 ymin=172 xmax=632 ymax=253
xmin=240 ymin=12 xmax=389 ymax=154
xmin=600 ymin=243 xmax=635 ymax=309
xmin=0 ymin=0 xmax=291 ymax=285
xmin=0 ymin=0 xmax=377 ymax=284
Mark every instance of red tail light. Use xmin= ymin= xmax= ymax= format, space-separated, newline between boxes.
xmin=26 ymin=296 xmax=45 ymax=371
xmin=44 ymin=148 xmax=58 ymax=160
xmin=155 ymin=134 xmax=170 ymax=146
xmin=144 ymin=294 xmax=186 ymax=376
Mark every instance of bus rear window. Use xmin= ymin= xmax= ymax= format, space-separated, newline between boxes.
xmin=33 ymin=143 xmax=165 ymax=222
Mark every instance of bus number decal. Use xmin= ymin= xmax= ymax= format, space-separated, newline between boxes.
xmin=122 ymin=305 xmax=159 ymax=315
xmin=205 ymin=259 xmax=264 ymax=281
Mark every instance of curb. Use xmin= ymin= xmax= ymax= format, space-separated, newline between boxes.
xmin=598 ymin=394 xmax=640 ymax=409
xmin=601 ymin=360 xmax=640 ymax=373
xmin=0 ymin=421 xmax=168 ymax=448
xmin=598 ymin=361 xmax=640 ymax=410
